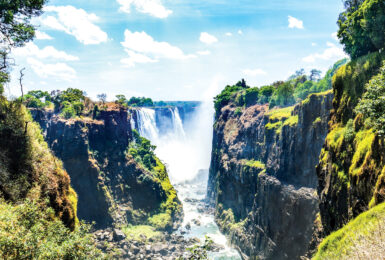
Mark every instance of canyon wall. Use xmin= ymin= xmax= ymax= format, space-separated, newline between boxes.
xmin=316 ymin=52 xmax=385 ymax=238
xmin=31 ymin=107 xmax=182 ymax=230
xmin=207 ymin=91 xmax=333 ymax=259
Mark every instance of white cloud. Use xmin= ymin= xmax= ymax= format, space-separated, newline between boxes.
xmin=303 ymin=42 xmax=348 ymax=63
xmin=121 ymin=50 xmax=158 ymax=67
xmin=27 ymin=58 xmax=76 ymax=81
xmin=197 ymin=50 xmax=211 ymax=56
xmin=238 ymin=30 xmax=243 ymax=35
xmin=312 ymin=42 xmax=317 ymax=46
xmin=331 ymin=32 xmax=338 ymax=41
xmin=120 ymin=30 xmax=195 ymax=66
xmin=225 ymin=32 xmax=233 ymax=37
xmin=41 ymin=5 xmax=108 ymax=45
xmin=288 ymin=16 xmax=304 ymax=29
xmin=35 ymin=31 xmax=53 ymax=40
xmin=243 ymin=68 xmax=267 ymax=77
xmin=200 ymin=32 xmax=218 ymax=44
xmin=14 ymin=42 xmax=79 ymax=61
xmin=117 ymin=0 xmax=172 ymax=18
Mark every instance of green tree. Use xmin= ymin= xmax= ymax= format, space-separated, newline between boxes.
xmin=310 ymin=69 xmax=322 ymax=81
xmin=274 ymin=82 xmax=295 ymax=107
xmin=0 ymin=0 xmax=47 ymax=94
xmin=338 ymin=0 xmax=385 ymax=59
xmin=356 ymin=62 xmax=385 ymax=135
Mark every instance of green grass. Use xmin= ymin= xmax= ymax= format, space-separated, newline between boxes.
xmin=313 ymin=202 xmax=385 ymax=260
xmin=349 ymin=129 xmax=375 ymax=176
xmin=266 ymin=106 xmax=294 ymax=121
xmin=265 ymin=106 xmax=298 ymax=134
xmin=242 ymin=160 xmax=266 ymax=170
xmin=121 ymin=225 xmax=162 ymax=241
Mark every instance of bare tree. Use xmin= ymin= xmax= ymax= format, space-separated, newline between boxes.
xmin=19 ymin=67 xmax=25 ymax=99
xmin=97 ymin=93 xmax=107 ymax=105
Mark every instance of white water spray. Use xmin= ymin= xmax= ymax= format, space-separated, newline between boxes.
xmin=134 ymin=105 xmax=213 ymax=183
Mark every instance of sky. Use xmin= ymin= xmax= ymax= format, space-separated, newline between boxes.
xmin=6 ymin=0 xmax=347 ymax=101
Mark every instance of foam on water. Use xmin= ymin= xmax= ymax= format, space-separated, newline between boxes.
xmin=133 ymin=103 xmax=241 ymax=259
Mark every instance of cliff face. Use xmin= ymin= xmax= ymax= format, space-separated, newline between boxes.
xmin=207 ymin=91 xmax=333 ymax=259
xmin=31 ymin=107 xmax=182 ymax=230
xmin=316 ymin=52 xmax=385 ymax=237
xmin=0 ymin=99 xmax=77 ymax=229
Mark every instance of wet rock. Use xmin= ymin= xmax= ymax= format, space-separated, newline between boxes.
xmin=185 ymin=223 xmax=191 ymax=230
xmin=113 ymin=229 xmax=126 ymax=241
xmin=192 ymin=219 xmax=201 ymax=226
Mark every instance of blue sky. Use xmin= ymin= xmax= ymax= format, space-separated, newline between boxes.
xmin=7 ymin=0 xmax=347 ymax=101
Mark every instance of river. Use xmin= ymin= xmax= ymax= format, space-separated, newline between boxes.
xmin=132 ymin=104 xmax=241 ymax=259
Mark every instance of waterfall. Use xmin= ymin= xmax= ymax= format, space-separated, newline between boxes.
xmin=132 ymin=105 xmax=213 ymax=183
xmin=136 ymin=108 xmax=159 ymax=141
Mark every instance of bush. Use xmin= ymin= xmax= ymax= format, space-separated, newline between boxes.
xmin=245 ymin=87 xmax=260 ymax=107
xmin=72 ymin=101 xmax=84 ymax=116
xmin=214 ymin=79 xmax=249 ymax=117
xmin=234 ymin=107 xmax=242 ymax=117
xmin=356 ymin=61 xmax=385 ymax=136
xmin=0 ymin=200 xmax=104 ymax=259
xmin=129 ymin=130 xmax=157 ymax=170
xmin=61 ymin=101 xmax=76 ymax=119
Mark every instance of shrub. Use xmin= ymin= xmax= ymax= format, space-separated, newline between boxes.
xmin=356 ymin=62 xmax=385 ymax=136
xmin=61 ymin=103 xmax=76 ymax=119
xmin=245 ymin=87 xmax=260 ymax=107
xmin=234 ymin=107 xmax=242 ymax=117
xmin=0 ymin=200 xmax=104 ymax=260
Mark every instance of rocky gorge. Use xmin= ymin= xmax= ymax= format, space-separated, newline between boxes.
xmin=207 ymin=91 xmax=334 ymax=259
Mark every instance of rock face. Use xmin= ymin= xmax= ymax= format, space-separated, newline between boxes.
xmin=31 ymin=108 xmax=182 ymax=229
xmin=316 ymin=52 xmax=385 ymax=238
xmin=207 ymin=92 xmax=333 ymax=259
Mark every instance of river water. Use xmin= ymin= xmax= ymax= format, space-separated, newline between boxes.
xmin=132 ymin=105 xmax=241 ymax=259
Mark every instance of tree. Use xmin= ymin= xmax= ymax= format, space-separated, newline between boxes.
xmin=97 ymin=93 xmax=107 ymax=104
xmin=0 ymin=0 xmax=47 ymax=94
xmin=310 ymin=69 xmax=322 ymax=81
xmin=235 ymin=79 xmax=249 ymax=89
xmin=274 ymin=82 xmax=295 ymax=107
xmin=295 ymin=69 xmax=306 ymax=78
xmin=338 ymin=0 xmax=385 ymax=59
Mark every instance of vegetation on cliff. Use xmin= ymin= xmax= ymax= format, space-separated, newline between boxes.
xmin=315 ymin=0 xmax=385 ymax=257
xmin=128 ymin=130 xmax=182 ymax=230
xmin=0 ymin=199 xmax=104 ymax=259
xmin=313 ymin=202 xmax=385 ymax=260
xmin=213 ymin=59 xmax=346 ymax=117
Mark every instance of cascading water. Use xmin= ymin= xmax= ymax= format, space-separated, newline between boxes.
xmin=133 ymin=103 xmax=241 ymax=259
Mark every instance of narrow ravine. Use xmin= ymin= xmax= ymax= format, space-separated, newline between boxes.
xmin=131 ymin=103 xmax=241 ymax=259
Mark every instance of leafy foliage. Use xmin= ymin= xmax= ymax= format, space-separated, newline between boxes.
xmin=0 ymin=199 xmax=104 ymax=260
xmin=127 ymin=97 xmax=154 ymax=107
xmin=213 ymin=79 xmax=249 ymax=116
xmin=356 ymin=61 xmax=385 ymax=135
xmin=214 ymin=60 xmax=347 ymax=118
xmin=129 ymin=130 xmax=157 ymax=171
xmin=0 ymin=98 xmax=77 ymax=229
xmin=0 ymin=0 xmax=47 ymax=95
xmin=338 ymin=0 xmax=385 ymax=59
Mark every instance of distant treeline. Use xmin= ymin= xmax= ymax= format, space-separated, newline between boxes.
xmin=214 ymin=59 xmax=348 ymax=117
